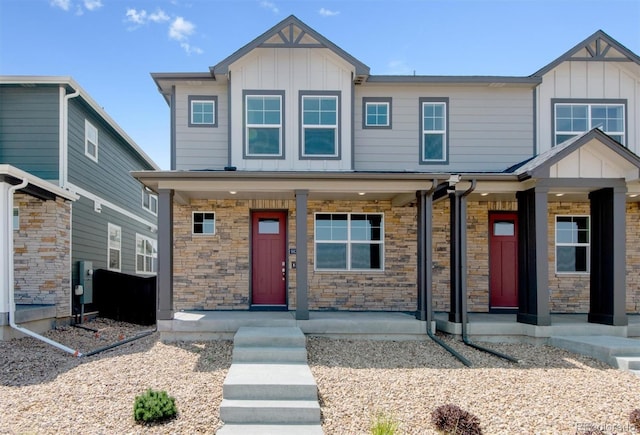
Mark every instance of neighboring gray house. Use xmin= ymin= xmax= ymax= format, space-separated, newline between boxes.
xmin=135 ymin=16 xmax=640 ymax=338
xmin=0 ymin=76 xmax=159 ymax=337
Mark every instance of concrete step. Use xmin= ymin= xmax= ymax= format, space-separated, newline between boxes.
xmin=216 ymin=424 xmax=324 ymax=434
xmin=550 ymin=336 xmax=640 ymax=367
xmin=234 ymin=327 xmax=306 ymax=348
xmin=219 ymin=399 xmax=321 ymax=424
xmin=614 ymin=356 xmax=640 ymax=371
xmin=630 ymin=370 xmax=640 ymax=377
xmin=223 ymin=364 xmax=318 ymax=400
xmin=233 ymin=346 xmax=307 ymax=364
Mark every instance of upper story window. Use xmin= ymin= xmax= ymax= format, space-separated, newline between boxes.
xmin=363 ymin=97 xmax=392 ymax=129
xmin=189 ymin=95 xmax=217 ymax=127
xmin=301 ymin=92 xmax=340 ymax=158
xmin=244 ymin=91 xmax=284 ymax=158
xmin=555 ymin=215 xmax=590 ymax=274
xmin=85 ymin=119 xmax=98 ymax=162
xmin=193 ymin=211 xmax=215 ymax=235
xmin=136 ymin=234 xmax=157 ymax=274
xmin=419 ymin=98 xmax=448 ymax=164
xmin=314 ymin=213 xmax=384 ymax=271
xmin=107 ymin=223 xmax=121 ymax=272
xmin=554 ymin=100 xmax=625 ymax=146
xmin=142 ymin=189 xmax=157 ymax=215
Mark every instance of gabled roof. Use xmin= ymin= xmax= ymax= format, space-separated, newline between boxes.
xmin=533 ymin=30 xmax=640 ymax=77
xmin=210 ymin=15 xmax=370 ymax=82
xmin=514 ymin=128 xmax=640 ymax=181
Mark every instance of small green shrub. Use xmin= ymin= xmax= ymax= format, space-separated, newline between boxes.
xmin=630 ymin=408 xmax=640 ymax=431
xmin=133 ymin=389 xmax=177 ymax=424
xmin=371 ymin=412 xmax=399 ymax=435
xmin=431 ymin=404 xmax=482 ymax=435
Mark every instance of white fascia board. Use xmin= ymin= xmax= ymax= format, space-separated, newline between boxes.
xmin=0 ymin=164 xmax=78 ymax=201
xmin=66 ymin=182 xmax=157 ymax=231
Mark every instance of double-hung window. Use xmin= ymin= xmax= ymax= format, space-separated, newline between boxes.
xmin=85 ymin=119 xmax=98 ymax=162
xmin=555 ymin=216 xmax=590 ymax=274
xmin=301 ymin=93 xmax=340 ymax=158
xmin=108 ymin=223 xmax=121 ymax=272
xmin=315 ymin=213 xmax=384 ymax=271
xmin=554 ymin=101 xmax=625 ymax=146
xmin=142 ymin=189 xmax=157 ymax=215
xmin=363 ymin=97 xmax=392 ymax=129
xmin=136 ymin=234 xmax=157 ymax=274
xmin=244 ymin=92 xmax=284 ymax=157
xmin=419 ymin=98 xmax=448 ymax=163
xmin=189 ymin=96 xmax=217 ymax=127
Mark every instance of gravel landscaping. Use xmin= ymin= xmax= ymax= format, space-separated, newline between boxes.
xmin=1 ymin=319 xmax=639 ymax=434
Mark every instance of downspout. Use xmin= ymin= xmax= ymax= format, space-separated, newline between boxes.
xmin=60 ymin=86 xmax=81 ymax=189
xmin=419 ymin=181 xmax=471 ymax=367
xmin=7 ymin=178 xmax=82 ymax=357
xmin=458 ymin=179 xmax=518 ymax=363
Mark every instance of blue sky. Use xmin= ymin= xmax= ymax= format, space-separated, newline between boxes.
xmin=1 ymin=0 xmax=639 ymax=170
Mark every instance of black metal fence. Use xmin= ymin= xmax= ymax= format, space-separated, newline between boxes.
xmin=93 ymin=269 xmax=156 ymax=325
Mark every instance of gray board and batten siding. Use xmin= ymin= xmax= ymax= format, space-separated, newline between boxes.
xmin=353 ymin=84 xmax=535 ymax=172
xmin=0 ymin=86 xmax=60 ymax=180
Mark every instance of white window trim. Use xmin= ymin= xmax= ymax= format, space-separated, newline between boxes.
xmin=107 ymin=223 xmax=122 ymax=272
xmin=364 ymin=101 xmax=390 ymax=128
xmin=313 ymin=212 xmax=384 ymax=272
xmin=84 ymin=119 xmax=99 ymax=162
xmin=142 ymin=189 xmax=158 ymax=216
xmin=301 ymin=94 xmax=339 ymax=158
xmin=555 ymin=215 xmax=590 ymax=275
xmin=244 ymin=93 xmax=283 ymax=157
xmin=192 ymin=211 xmax=216 ymax=235
xmin=135 ymin=233 xmax=157 ymax=275
xmin=421 ymin=100 xmax=447 ymax=163
xmin=554 ymin=102 xmax=626 ymax=146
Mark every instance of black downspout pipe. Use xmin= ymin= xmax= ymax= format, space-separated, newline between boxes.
xmin=458 ymin=180 xmax=519 ymax=363
xmin=419 ymin=183 xmax=471 ymax=367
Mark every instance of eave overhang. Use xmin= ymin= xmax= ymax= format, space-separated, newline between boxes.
xmin=0 ymin=165 xmax=79 ymax=202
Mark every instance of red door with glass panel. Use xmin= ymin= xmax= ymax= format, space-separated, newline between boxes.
xmin=251 ymin=211 xmax=287 ymax=305
xmin=489 ymin=212 xmax=518 ymax=308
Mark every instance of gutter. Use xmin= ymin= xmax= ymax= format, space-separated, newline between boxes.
xmin=457 ymin=179 xmax=518 ymax=363
xmin=419 ymin=180 xmax=471 ymax=367
xmin=6 ymin=178 xmax=82 ymax=357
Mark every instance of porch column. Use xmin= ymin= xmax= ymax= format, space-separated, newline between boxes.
xmin=416 ymin=190 xmax=433 ymax=321
xmin=157 ymin=188 xmax=174 ymax=321
xmin=295 ymin=190 xmax=309 ymax=320
xmin=448 ymin=191 xmax=463 ymax=323
xmin=588 ymin=186 xmax=628 ymax=326
xmin=516 ymin=187 xmax=551 ymax=326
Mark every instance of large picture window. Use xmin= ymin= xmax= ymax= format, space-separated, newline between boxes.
xmin=554 ymin=101 xmax=625 ymax=146
xmin=301 ymin=93 xmax=339 ymax=158
xmin=314 ymin=213 xmax=383 ymax=271
xmin=108 ymin=223 xmax=121 ymax=272
xmin=136 ymin=234 xmax=157 ymax=274
xmin=244 ymin=92 xmax=283 ymax=157
xmin=555 ymin=216 xmax=590 ymax=274
xmin=419 ymin=98 xmax=448 ymax=163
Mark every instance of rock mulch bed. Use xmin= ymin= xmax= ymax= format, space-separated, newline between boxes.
xmin=1 ymin=320 xmax=638 ymax=434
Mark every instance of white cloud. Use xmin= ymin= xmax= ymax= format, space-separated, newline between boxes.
xmin=260 ymin=1 xmax=279 ymax=13
xmin=169 ymin=16 xmax=195 ymax=42
xmin=50 ymin=0 xmax=71 ymax=11
xmin=318 ymin=8 xmax=339 ymax=17
xmin=149 ymin=10 xmax=170 ymax=23
xmin=83 ymin=0 xmax=102 ymax=11
xmin=180 ymin=42 xmax=204 ymax=55
xmin=125 ymin=8 xmax=147 ymax=25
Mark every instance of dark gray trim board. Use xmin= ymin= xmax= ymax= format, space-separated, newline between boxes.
xmin=366 ymin=75 xmax=541 ymax=85
xmin=295 ymin=190 xmax=309 ymax=320
xmin=170 ymin=86 xmax=176 ymax=170
xmin=157 ymin=189 xmax=174 ymax=320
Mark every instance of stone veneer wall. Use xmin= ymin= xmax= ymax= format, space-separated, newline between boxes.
xmin=13 ymin=194 xmax=72 ymax=318
xmin=626 ymin=202 xmax=640 ymax=313
xmin=172 ymin=199 xmax=417 ymax=312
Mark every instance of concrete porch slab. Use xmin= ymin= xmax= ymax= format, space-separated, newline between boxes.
xmin=550 ymin=335 xmax=640 ymax=368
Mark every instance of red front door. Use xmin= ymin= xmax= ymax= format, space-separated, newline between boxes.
xmin=489 ymin=212 xmax=518 ymax=309
xmin=251 ymin=211 xmax=287 ymax=305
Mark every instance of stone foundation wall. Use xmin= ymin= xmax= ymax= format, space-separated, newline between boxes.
xmin=13 ymin=194 xmax=72 ymax=318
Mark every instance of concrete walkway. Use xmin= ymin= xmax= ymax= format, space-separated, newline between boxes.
xmin=550 ymin=335 xmax=640 ymax=376
xmin=216 ymin=327 xmax=323 ymax=434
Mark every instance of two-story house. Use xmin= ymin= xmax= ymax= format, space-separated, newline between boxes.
xmin=0 ymin=76 xmax=159 ymax=339
xmin=134 ymin=16 xmax=640 ymax=338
